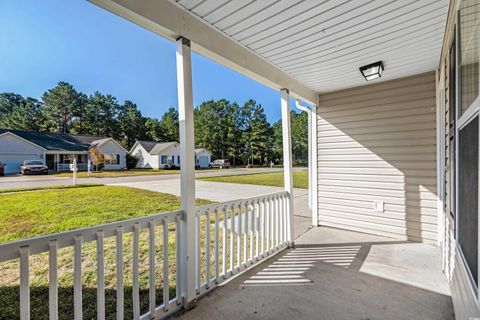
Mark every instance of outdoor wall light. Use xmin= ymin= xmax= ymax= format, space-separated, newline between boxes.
xmin=359 ymin=61 xmax=384 ymax=81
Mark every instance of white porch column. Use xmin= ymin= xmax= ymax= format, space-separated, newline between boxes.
xmin=176 ymin=37 xmax=196 ymax=306
xmin=307 ymin=107 xmax=312 ymax=209
xmin=281 ymin=89 xmax=294 ymax=244
xmin=311 ymin=105 xmax=318 ymax=227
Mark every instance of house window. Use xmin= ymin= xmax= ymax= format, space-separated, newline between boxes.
xmin=104 ymin=153 xmax=118 ymax=165
xmin=456 ymin=0 xmax=480 ymax=288
xmin=458 ymin=116 xmax=478 ymax=286
xmin=172 ymin=155 xmax=175 ymax=164
xmin=116 ymin=154 xmax=120 ymax=165
xmin=178 ymin=155 xmax=180 ymax=164
xmin=161 ymin=155 xmax=167 ymax=164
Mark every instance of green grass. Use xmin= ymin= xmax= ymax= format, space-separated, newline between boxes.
xmin=199 ymin=170 xmax=308 ymax=189
xmin=0 ymin=185 xmax=210 ymax=243
xmin=0 ymin=183 xmax=102 ymax=194
xmin=0 ymin=186 xmax=212 ymax=319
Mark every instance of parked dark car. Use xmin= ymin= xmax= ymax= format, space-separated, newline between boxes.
xmin=0 ymin=161 xmax=4 ymax=176
xmin=209 ymin=159 xmax=230 ymax=169
xmin=20 ymin=160 xmax=48 ymax=175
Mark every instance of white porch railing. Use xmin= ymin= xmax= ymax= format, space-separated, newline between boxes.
xmin=56 ymin=163 xmax=88 ymax=171
xmin=0 ymin=191 xmax=291 ymax=320
xmin=194 ymin=191 xmax=290 ymax=296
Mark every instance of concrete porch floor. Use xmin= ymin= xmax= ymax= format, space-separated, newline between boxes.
xmin=174 ymin=227 xmax=454 ymax=320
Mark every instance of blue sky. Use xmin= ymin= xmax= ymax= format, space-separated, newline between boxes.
xmin=0 ymin=0 xmax=298 ymax=122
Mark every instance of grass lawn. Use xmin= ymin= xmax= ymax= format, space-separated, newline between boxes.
xmin=0 ymin=186 xmax=212 ymax=319
xmin=0 ymin=183 xmax=102 ymax=194
xmin=199 ymin=170 xmax=308 ymax=189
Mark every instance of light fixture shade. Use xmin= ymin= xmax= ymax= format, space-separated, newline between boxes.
xmin=360 ymin=61 xmax=384 ymax=81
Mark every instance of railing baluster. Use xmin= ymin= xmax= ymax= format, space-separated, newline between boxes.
xmin=271 ymin=196 xmax=275 ymax=252
xmin=175 ymin=217 xmax=181 ymax=303
xmin=273 ymin=195 xmax=277 ymax=249
xmin=132 ymin=224 xmax=140 ymax=320
xmin=260 ymin=198 xmax=265 ymax=257
xmin=205 ymin=210 xmax=211 ymax=288
xmin=229 ymin=205 xmax=235 ymax=274
xmin=243 ymin=201 xmax=248 ymax=265
xmin=19 ymin=246 xmax=30 ymax=320
xmin=148 ymin=221 xmax=156 ymax=316
xmin=163 ymin=220 xmax=169 ymax=311
xmin=270 ymin=196 xmax=274 ymax=251
xmin=275 ymin=195 xmax=280 ymax=249
xmin=265 ymin=197 xmax=272 ymax=254
xmin=97 ymin=231 xmax=105 ymax=320
xmin=251 ymin=201 xmax=255 ymax=262
xmin=279 ymin=195 xmax=284 ymax=245
xmin=116 ymin=227 xmax=124 ymax=320
xmin=49 ymin=240 xmax=58 ymax=320
xmin=280 ymin=195 xmax=283 ymax=247
xmin=74 ymin=235 xmax=82 ymax=320
xmin=237 ymin=203 xmax=242 ymax=270
xmin=214 ymin=208 xmax=219 ymax=283
xmin=222 ymin=206 xmax=227 ymax=278
xmin=284 ymin=193 xmax=288 ymax=245
xmin=255 ymin=200 xmax=259 ymax=260
xmin=286 ymin=193 xmax=290 ymax=245
xmin=195 ymin=215 xmax=200 ymax=291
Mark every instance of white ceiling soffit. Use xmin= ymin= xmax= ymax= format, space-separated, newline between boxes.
xmin=171 ymin=0 xmax=450 ymax=93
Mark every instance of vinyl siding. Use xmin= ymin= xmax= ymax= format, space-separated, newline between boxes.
xmin=316 ymin=72 xmax=437 ymax=243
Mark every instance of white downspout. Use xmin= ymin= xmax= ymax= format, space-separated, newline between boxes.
xmin=295 ymin=100 xmax=312 ymax=210
xmin=296 ymin=100 xmax=318 ymax=227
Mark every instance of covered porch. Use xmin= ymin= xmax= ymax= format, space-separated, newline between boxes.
xmin=2 ymin=0 xmax=477 ymax=319
xmin=176 ymin=226 xmax=453 ymax=320
xmin=45 ymin=152 xmax=89 ymax=172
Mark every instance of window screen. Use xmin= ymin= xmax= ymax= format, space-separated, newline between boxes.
xmin=458 ymin=116 xmax=478 ymax=285
xmin=459 ymin=0 xmax=480 ymax=115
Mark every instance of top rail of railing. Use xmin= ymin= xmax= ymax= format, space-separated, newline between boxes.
xmin=195 ymin=191 xmax=289 ymax=214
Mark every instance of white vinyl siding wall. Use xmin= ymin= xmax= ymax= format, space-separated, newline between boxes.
xmin=316 ymin=72 xmax=437 ymax=243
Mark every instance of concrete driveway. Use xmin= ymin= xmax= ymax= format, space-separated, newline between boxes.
xmin=109 ymin=179 xmax=312 ymax=238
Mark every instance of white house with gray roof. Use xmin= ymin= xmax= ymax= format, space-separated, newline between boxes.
xmin=0 ymin=129 xmax=127 ymax=174
xmin=130 ymin=140 xmax=211 ymax=169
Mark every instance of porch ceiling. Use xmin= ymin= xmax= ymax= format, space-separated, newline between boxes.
xmin=171 ymin=0 xmax=450 ymax=93
xmin=90 ymin=0 xmax=449 ymax=100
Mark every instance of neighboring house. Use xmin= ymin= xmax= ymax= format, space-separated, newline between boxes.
xmin=130 ymin=140 xmax=212 ymax=169
xmin=0 ymin=129 xmax=127 ymax=174
xmin=130 ymin=141 xmax=180 ymax=169
xmin=195 ymin=148 xmax=211 ymax=168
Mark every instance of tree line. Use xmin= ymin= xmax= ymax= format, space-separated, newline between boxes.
xmin=0 ymin=81 xmax=308 ymax=165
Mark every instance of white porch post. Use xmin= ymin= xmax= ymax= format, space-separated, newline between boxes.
xmin=281 ymin=89 xmax=294 ymax=244
xmin=307 ymin=107 xmax=312 ymax=209
xmin=176 ymin=37 xmax=196 ymax=306
xmin=311 ymin=105 xmax=318 ymax=227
